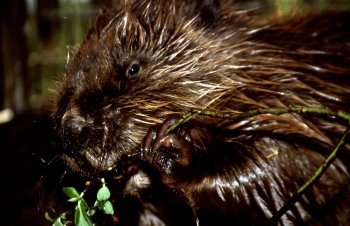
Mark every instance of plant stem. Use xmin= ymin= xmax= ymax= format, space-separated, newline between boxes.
xmin=166 ymin=110 xmax=198 ymax=134
xmin=194 ymin=106 xmax=350 ymax=122
xmin=268 ymin=127 xmax=350 ymax=225
xmin=167 ymin=106 xmax=350 ymax=133
xmin=167 ymin=106 xmax=350 ymax=224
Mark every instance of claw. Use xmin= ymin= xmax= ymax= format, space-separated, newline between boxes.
xmin=141 ymin=127 xmax=157 ymax=160
xmin=140 ymin=118 xmax=194 ymax=177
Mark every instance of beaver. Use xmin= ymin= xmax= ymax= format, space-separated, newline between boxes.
xmin=51 ymin=0 xmax=350 ymax=225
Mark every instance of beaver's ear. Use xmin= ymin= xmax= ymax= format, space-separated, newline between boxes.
xmin=87 ymin=8 xmax=113 ymax=38
xmin=194 ymin=0 xmax=221 ymax=26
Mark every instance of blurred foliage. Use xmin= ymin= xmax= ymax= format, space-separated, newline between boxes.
xmin=26 ymin=0 xmax=96 ymax=111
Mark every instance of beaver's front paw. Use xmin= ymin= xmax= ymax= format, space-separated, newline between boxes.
xmin=141 ymin=118 xmax=194 ymax=178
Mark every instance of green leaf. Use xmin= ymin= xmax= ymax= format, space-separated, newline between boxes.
xmin=44 ymin=211 xmax=55 ymax=222
xmin=102 ymin=200 xmax=114 ymax=215
xmin=63 ymin=187 xmax=80 ymax=200
xmin=97 ymin=185 xmax=111 ymax=201
xmin=52 ymin=217 xmax=65 ymax=226
xmin=87 ymin=208 xmax=96 ymax=217
xmin=67 ymin=197 xmax=80 ymax=202
xmin=74 ymin=200 xmax=93 ymax=226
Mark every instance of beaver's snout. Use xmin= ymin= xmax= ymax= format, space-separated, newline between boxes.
xmin=60 ymin=114 xmax=103 ymax=152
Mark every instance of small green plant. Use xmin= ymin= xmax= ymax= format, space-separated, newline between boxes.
xmin=45 ymin=178 xmax=114 ymax=226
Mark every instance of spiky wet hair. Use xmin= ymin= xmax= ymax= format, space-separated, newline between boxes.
xmin=51 ymin=1 xmax=350 ymax=224
xmin=53 ymin=0 xmax=349 ymax=175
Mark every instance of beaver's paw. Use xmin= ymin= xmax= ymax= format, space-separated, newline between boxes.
xmin=141 ymin=118 xmax=194 ymax=177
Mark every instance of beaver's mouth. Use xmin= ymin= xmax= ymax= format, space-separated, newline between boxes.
xmin=57 ymin=113 xmax=109 ymax=171
xmin=58 ymin=125 xmax=142 ymax=178
xmin=59 ymin=144 xmax=122 ymax=177
xmin=56 ymin=108 xmax=145 ymax=178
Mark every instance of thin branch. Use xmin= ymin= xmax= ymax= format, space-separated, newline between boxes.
xmin=194 ymin=106 xmax=350 ymax=122
xmin=167 ymin=106 xmax=350 ymax=225
xmin=268 ymin=127 xmax=350 ymax=225
xmin=167 ymin=106 xmax=350 ymax=133
xmin=166 ymin=110 xmax=198 ymax=134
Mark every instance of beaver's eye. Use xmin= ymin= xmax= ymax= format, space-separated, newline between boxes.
xmin=126 ymin=63 xmax=141 ymax=78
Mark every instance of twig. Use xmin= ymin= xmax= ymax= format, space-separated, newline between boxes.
xmin=194 ymin=106 xmax=350 ymax=122
xmin=268 ymin=127 xmax=350 ymax=225
xmin=167 ymin=106 xmax=350 ymax=133
xmin=167 ymin=106 xmax=350 ymax=224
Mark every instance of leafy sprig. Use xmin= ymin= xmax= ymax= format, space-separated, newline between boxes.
xmin=45 ymin=178 xmax=114 ymax=226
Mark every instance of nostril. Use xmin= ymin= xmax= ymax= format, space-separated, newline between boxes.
xmin=60 ymin=114 xmax=104 ymax=152
xmin=60 ymin=115 xmax=89 ymax=151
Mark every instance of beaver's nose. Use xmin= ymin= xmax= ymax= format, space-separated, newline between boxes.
xmin=60 ymin=115 xmax=89 ymax=151
xmin=62 ymin=115 xmax=86 ymax=137
xmin=63 ymin=115 xmax=106 ymax=153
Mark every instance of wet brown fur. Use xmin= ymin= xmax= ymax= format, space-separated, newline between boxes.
xmin=52 ymin=1 xmax=350 ymax=225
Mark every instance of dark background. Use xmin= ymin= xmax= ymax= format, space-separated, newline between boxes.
xmin=0 ymin=1 xmax=349 ymax=225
